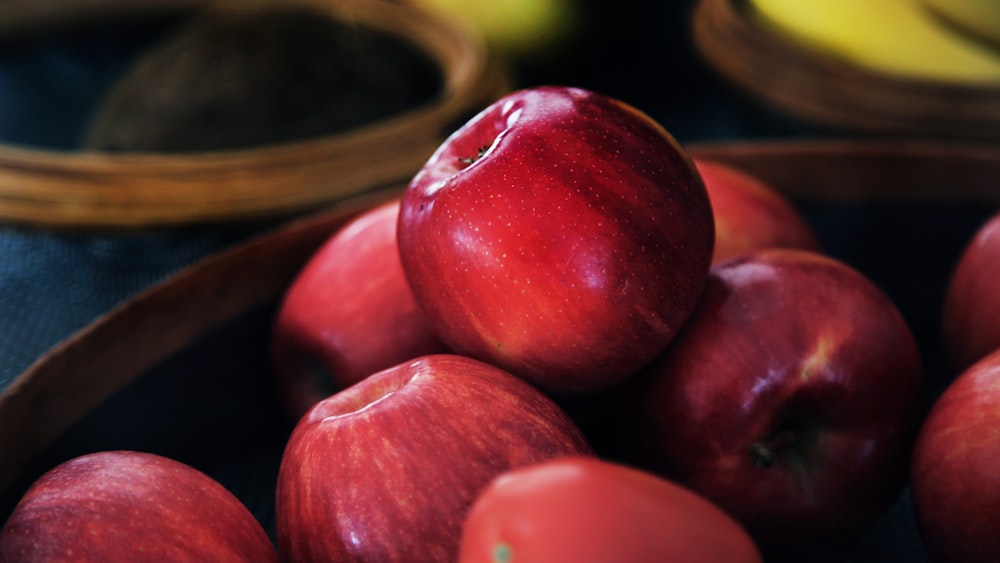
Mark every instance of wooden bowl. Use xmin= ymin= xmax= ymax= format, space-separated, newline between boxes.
xmin=692 ymin=0 xmax=1000 ymax=141
xmin=4 ymin=139 xmax=1000 ymax=557
xmin=0 ymin=0 xmax=508 ymax=229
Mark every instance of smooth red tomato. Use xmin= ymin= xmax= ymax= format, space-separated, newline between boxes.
xmin=458 ymin=456 xmax=763 ymax=563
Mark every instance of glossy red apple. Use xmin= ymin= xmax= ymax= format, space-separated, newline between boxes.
xmin=608 ymin=248 xmax=925 ymax=554
xmin=911 ymin=348 xmax=1000 ymax=563
xmin=458 ymin=456 xmax=763 ymax=563
xmin=397 ymin=86 xmax=715 ymax=395
xmin=693 ymin=158 xmax=819 ymax=264
xmin=942 ymin=210 xmax=1000 ymax=373
xmin=275 ymin=353 xmax=593 ymax=562
xmin=0 ymin=450 xmax=278 ymax=562
xmin=271 ymin=198 xmax=447 ymax=421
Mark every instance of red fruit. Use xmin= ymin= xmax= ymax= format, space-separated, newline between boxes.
xmin=458 ymin=456 xmax=763 ymax=563
xmin=911 ymin=348 xmax=1000 ymax=563
xmin=275 ymin=354 xmax=592 ymax=563
xmin=0 ymin=451 xmax=278 ymax=562
xmin=694 ymin=158 xmax=819 ymax=264
xmin=271 ymin=198 xmax=447 ymax=420
xmin=398 ymin=86 xmax=714 ymax=395
xmin=611 ymin=249 xmax=925 ymax=552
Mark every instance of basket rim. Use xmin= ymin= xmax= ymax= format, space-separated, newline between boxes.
xmin=692 ymin=0 xmax=1000 ymax=141
xmin=0 ymin=0 xmax=509 ymax=229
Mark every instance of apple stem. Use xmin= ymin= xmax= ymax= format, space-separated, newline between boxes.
xmin=749 ymin=443 xmax=776 ymax=469
xmin=749 ymin=428 xmax=799 ymax=469
xmin=457 ymin=145 xmax=491 ymax=165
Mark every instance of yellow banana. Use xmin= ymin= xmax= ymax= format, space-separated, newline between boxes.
xmin=408 ymin=0 xmax=580 ymax=57
xmin=922 ymin=0 xmax=1000 ymax=47
xmin=748 ymin=0 xmax=1000 ymax=84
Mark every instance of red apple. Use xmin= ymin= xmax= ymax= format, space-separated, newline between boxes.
xmin=911 ymin=348 xmax=1000 ymax=563
xmin=0 ymin=450 xmax=278 ymax=562
xmin=942 ymin=210 xmax=1000 ymax=373
xmin=271 ymin=198 xmax=447 ymax=421
xmin=608 ymin=248 xmax=925 ymax=554
xmin=275 ymin=353 xmax=593 ymax=562
xmin=397 ymin=86 xmax=715 ymax=395
xmin=693 ymin=158 xmax=819 ymax=264
xmin=458 ymin=456 xmax=763 ymax=563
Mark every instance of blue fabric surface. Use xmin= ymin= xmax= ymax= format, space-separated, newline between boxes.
xmin=0 ymin=17 xmax=265 ymax=388
xmin=0 ymin=224 xmax=263 ymax=390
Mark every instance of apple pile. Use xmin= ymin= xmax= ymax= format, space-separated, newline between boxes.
xmin=4 ymin=85 xmax=973 ymax=561
xmin=266 ymin=85 xmax=926 ymax=560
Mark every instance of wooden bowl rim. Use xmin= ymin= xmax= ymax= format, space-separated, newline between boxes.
xmin=692 ymin=0 xmax=1000 ymax=141
xmin=0 ymin=0 xmax=508 ymax=229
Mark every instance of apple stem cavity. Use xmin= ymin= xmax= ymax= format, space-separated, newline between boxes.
xmin=457 ymin=145 xmax=491 ymax=165
xmin=748 ymin=428 xmax=800 ymax=469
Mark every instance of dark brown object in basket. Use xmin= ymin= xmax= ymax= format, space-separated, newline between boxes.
xmin=84 ymin=4 xmax=442 ymax=152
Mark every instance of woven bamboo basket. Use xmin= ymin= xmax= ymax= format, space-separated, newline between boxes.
xmin=2 ymin=139 xmax=1000 ymax=559
xmin=692 ymin=0 xmax=1000 ymax=141
xmin=0 ymin=0 xmax=509 ymax=229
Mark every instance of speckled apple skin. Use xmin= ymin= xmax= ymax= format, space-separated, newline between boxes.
xmin=398 ymin=86 xmax=715 ymax=395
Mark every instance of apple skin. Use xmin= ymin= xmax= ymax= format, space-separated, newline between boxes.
xmin=693 ymin=158 xmax=819 ymax=264
xmin=271 ymin=198 xmax=448 ymax=421
xmin=458 ymin=456 xmax=763 ymax=563
xmin=275 ymin=353 xmax=593 ymax=563
xmin=607 ymin=248 xmax=925 ymax=554
xmin=942 ymin=210 xmax=1000 ymax=373
xmin=911 ymin=348 xmax=1000 ymax=563
xmin=0 ymin=450 xmax=279 ymax=562
xmin=397 ymin=86 xmax=715 ymax=395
